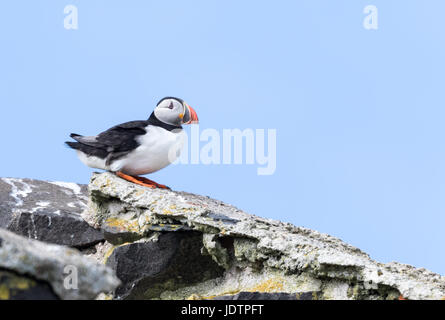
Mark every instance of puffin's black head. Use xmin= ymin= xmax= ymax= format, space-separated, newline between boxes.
xmin=154 ymin=97 xmax=198 ymax=126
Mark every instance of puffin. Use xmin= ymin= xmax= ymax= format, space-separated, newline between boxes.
xmin=65 ymin=97 xmax=198 ymax=189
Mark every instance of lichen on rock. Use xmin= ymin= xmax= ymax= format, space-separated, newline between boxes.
xmin=1 ymin=172 xmax=444 ymax=300
xmin=81 ymin=172 xmax=445 ymax=300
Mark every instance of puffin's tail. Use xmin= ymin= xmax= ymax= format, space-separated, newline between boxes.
xmin=65 ymin=133 xmax=83 ymax=150
xmin=65 ymin=133 xmax=108 ymax=159
xmin=65 ymin=141 xmax=80 ymax=150
xmin=70 ymin=133 xmax=82 ymax=139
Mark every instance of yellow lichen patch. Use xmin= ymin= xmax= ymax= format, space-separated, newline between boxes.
xmin=9 ymin=277 xmax=32 ymax=291
xmin=103 ymin=294 xmax=113 ymax=300
xmin=0 ymin=285 xmax=10 ymax=300
xmin=100 ymin=177 xmax=112 ymax=188
xmin=134 ymin=190 xmax=144 ymax=197
xmin=103 ymin=246 xmax=116 ymax=265
xmin=162 ymin=209 xmax=173 ymax=215
xmin=0 ymin=272 xmax=37 ymax=300
xmin=103 ymin=242 xmax=132 ymax=265
xmin=105 ymin=217 xmax=139 ymax=233
xmin=247 ymin=277 xmax=285 ymax=293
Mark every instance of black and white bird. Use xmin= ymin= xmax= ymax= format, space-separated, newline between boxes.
xmin=65 ymin=97 xmax=198 ymax=189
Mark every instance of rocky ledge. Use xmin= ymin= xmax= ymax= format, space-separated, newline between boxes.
xmin=0 ymin=228 xmax=120 ymax=300
xmin=1 ymin=173 xmax=445 ymax=300
xmin=0 ymin=178 xmax=102 ymax=247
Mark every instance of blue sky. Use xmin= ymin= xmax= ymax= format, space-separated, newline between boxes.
xmin=1 ymin=1 xmax=445 ymax=275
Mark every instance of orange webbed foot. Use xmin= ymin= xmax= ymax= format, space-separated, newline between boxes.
xmin=135 ymin=176 xmax=170 ymax=190
xmin=115 ymin=172 xmax=170 ymax=190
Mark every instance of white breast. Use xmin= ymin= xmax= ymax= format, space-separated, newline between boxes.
xmin=109 ymin=125 xmax=185 ymax=175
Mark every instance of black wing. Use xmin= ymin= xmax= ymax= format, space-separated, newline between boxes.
xmin=66 ymin=120 xmax=149 ymax=164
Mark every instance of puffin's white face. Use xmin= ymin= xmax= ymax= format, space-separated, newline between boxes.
xmin=154 ymin=97 xmax=198 ymax=126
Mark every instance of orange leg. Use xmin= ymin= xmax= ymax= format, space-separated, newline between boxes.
xmin=115 ymin=172 xmax=170 ymax=190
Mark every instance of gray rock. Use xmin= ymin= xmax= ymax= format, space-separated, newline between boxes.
xmin=0 ymin=178 xmax=103 ymax=247
xmin=0 ymin=228 xmax=120 ymax=300
xmin=106 ymin=232 xmax=224 ymax=299
xmin=102 ymin=218 xmax=192 ymax=245
xmin=215 ymin=292 xmax=319 ymax=300
xmin=83 ymin=172 xmax=445 ymax=300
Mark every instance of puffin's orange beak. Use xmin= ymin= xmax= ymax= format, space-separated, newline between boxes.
xmin=184 ymin=104 xmax=199 ymax=124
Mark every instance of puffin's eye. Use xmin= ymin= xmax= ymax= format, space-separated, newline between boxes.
xmin=168 ymin=102 xmax=174 ymax=109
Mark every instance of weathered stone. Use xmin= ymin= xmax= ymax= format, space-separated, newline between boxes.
xmin=0 ymin=228 xmax=120 ymax=300
xmin=202 ymin=233 xmax=232 ymax=270
xmin=83 ymin=172 xmax=445 ymax=300
xmin=106 ymin=232 xmax=224 ymax=299
xmin=8 ymin=211 xmax=104 ymax=248
xmin=103 ymin=215 xmax=192 ymax=245
xmin=0 ymin=178 xmax=103 ymax=247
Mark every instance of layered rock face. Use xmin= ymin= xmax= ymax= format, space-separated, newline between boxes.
xmin=0 ymin=178 xmax=102 ymax=247
xmin=0 ymin=228 xmax=119 ymax=299
xmin=1 ymin=173 xmax=445 ymax=300
xmin=0 ymin=177 xmax=118 ymax=299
